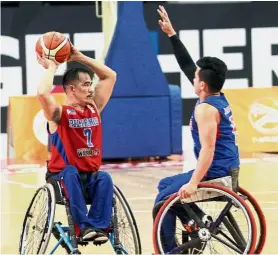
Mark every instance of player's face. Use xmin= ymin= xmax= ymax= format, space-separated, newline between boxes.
xmin=74 ymin=72 xmax=94 ymax=106
xmin=193 ymin=68 xmax=202 ymax=96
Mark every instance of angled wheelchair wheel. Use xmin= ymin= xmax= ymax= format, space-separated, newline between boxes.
xmin=238 ymin=186 xmax=266 ymax=254
xmin=19 ymin=184 xmax=56 ymax=255
xmin=112 ymin=185 xmax=142 ymax=254
xmin=153 ymin=183 xmax=257 ymax=255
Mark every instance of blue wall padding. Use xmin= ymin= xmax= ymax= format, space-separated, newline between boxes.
xmin=105 ymin=2 xmax=169 ymax=97
xmin=149 ymin=31 xmax=159 ymax=55
xmin=102 ymin=97 xmax=171 ymax=158
xmin=169 ymin=85 xmax=183 ymax=154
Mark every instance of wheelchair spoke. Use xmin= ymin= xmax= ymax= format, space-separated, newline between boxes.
xmin=154 ymin=185 xmax=255 ymax=255
xmin=209 ymin=238 xmax=219 ymax=254
xmin=24 ymin=191 xmax=48 ymax=253
xmin=211 ymin=233 xmax=243 ymax=253
xmin=226 ymin=211 xmax=247 ymax=246
xmin=112 ymin=186 xmax=141 ymax=254
xmin=20 ymin=185 xmax=55 ymax=255
xmin=218 ymin=229 xmax=242 ymax=248
xmin=168 ymin=238 xmax=203 ymax=254
xmin=207 ymin=241 xmax=221 ymax=255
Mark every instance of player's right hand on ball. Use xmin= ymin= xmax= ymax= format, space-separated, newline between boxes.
xmin=36 ymin=51 xmax=58 ymax=69
xmin=67 ymin=41 xmax=83 ymax=63
xmin=157 ymin=5 xmax=176 ymax=37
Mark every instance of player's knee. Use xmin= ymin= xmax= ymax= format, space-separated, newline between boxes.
xmin=98 ymin=171 xmax=113 ymax=186
xmin=63 ymin=165 xmax=79 ymax=176
xmin=158 ymin=177 xmax=171 ymax=192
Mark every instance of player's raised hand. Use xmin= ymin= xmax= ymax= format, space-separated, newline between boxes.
xmin=157 ymin=5 xmax=176 ymax=37
xmin=67 ymin=41 xmax=83 ymax=62
xmin=36 ymin=51 xmax=58 ymax=69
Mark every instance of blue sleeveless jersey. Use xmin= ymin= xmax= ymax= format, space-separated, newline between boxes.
xmin=190 ymin=92 xmax=240 ymax=178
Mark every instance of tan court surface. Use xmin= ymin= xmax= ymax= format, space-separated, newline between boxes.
xmin=1 ymin=153 xmax=278 ymax=254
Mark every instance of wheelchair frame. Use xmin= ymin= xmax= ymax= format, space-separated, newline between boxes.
xmin=19 ymin=182 xmax=141 ymax=255
xmin=152 ymin=174 xmax=266 ymax=255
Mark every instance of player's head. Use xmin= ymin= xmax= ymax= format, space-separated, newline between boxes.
xmin=62 ymin=68 xmax=94 ymax=106
xmin=193 ymin=57 xmax=227 ymax=96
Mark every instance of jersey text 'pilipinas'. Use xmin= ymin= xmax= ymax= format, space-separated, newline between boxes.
xmin=48 ymin=104 xmax=102 ymax=173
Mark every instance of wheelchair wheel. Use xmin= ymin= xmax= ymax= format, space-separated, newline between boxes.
xmin=238 ymin=186 xmax=266 ymax=254
xmin=19 ymin=184 xmax=56 ymax=255
xmin=112 ymin=185 xmax=142 ymax=254
xmin=153 ymin=183 xmax=257 ymax=254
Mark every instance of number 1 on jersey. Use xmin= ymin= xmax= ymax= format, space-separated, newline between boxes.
xmin=83 ymin=128 xmax=94 ymax=147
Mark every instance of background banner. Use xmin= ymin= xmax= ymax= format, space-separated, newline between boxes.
xmin=224 ymin=87 xmax=278 ymax=152
xmin=8 ymin=94 xmax=66 ymax=160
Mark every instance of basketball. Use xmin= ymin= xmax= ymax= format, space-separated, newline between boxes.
xmin=36 ymin=31 xmax=71 ymax=64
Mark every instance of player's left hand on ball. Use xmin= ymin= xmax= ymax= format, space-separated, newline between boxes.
xmin=178 ymin=182 xmax=198 ymax=199
xmin=67 ymin=41 xmax=82 ymax=62
xmin=36 ymin=51 xmax=58 ymax=69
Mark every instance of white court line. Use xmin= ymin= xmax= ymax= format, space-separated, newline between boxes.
xmin=132 ymin=208 xmax=278 ymax=213
xmin=3 ymin=180 xmax=278 ymax=195
xmin=250 ymin=190 xmax=278 ymax=195
xmin=3 ymin=155 xmax=278 ymax=172
xmin=2 ymin=207 xmax=278 ymax=215
xmin=240 ymin=159 xmax=258 ymax=163
xmin=126 ymin=193 xmax=278 ymax=201
xmin=259 ymin=201 xmax=278 ymax=204
xmin=127 ymin=196 xmax=156 ymax=201
xmin=7 ymin=164 xmax=41 ymax=170
xmin=3 ymin=180 xmax=39 ymax=189
xmin=240 ymin=157 xmax=278 ymax=163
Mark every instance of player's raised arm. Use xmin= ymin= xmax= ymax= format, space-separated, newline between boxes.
xmin=157 ymin=5 xmax=196 ymax=85
xmin=37 ymin=53 xmax=62 ymax=124
xmin=68 ymin=45 xmax=117 ymax=113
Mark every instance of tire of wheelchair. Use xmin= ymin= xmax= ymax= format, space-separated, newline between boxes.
xmin=19 ymin=184 xmax=56 ymax=255
xmin=153 ymin=183 xmax=257 ymax=255
xmin=238 ymin=186 xmax=266 ymax=254
xmin=113 ymin=185 xmax=142 ymax=254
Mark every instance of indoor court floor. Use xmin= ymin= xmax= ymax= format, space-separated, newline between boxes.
xmin=1 ymin=153 xmax=278 ymax=254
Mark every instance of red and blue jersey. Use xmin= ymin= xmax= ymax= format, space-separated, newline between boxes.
xmin=48 ymin=104 xmax=102 ymax=173
xmin=190 ymin=92 xmax=240 ymax=178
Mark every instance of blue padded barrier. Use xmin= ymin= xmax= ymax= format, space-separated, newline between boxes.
xmin=105 ymin=2 xmax=169 ymax=97
xmin=102 ymin=97 xmax=171 ymax=159
xmin=169 ymin=85 xmax=183 ymax=154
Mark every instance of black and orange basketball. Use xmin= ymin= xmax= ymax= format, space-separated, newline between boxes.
xmin=36 ymin=31 xmax=71 ymax=63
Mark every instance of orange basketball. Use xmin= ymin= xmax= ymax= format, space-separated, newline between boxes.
xmin=36 ymin=31 xmax=71 ymax=64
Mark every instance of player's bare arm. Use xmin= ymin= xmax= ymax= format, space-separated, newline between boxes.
xmin=178 ymin=104 xmax=220 ymax=198
xmin=37 ymin=53 xmax=62 ymax=124
xmin=157 ymin=5 xmax=196 ymax=85
xmin=68 ymin=45 xmax=117 ymax=113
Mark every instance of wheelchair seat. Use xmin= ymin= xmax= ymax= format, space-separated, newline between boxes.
xmin=202 ymin=167 xmax=239 ymax=191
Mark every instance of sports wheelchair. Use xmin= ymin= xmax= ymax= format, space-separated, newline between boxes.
xmin=19 ymin=173 xmax=141 ymax=254
xmin=152 ymin=169 xmax=266 ymax=254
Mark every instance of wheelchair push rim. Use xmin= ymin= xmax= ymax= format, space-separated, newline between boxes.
xmin=153 ymin=183 xmax=257 ymax=255
xmin=238 ymin=186 xmax=266 ymax=254
xmin=113 ymin=185 xmax=142 ymax=254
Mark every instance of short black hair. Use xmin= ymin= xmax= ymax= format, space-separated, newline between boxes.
xmin=62 ymin=68 xmax=94 ymax=91
xmin=196 ymin=57 xmax=227 ymax=93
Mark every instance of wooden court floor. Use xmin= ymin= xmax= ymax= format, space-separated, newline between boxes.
xmin=1 ymin=153 xmax=278 ymax=254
